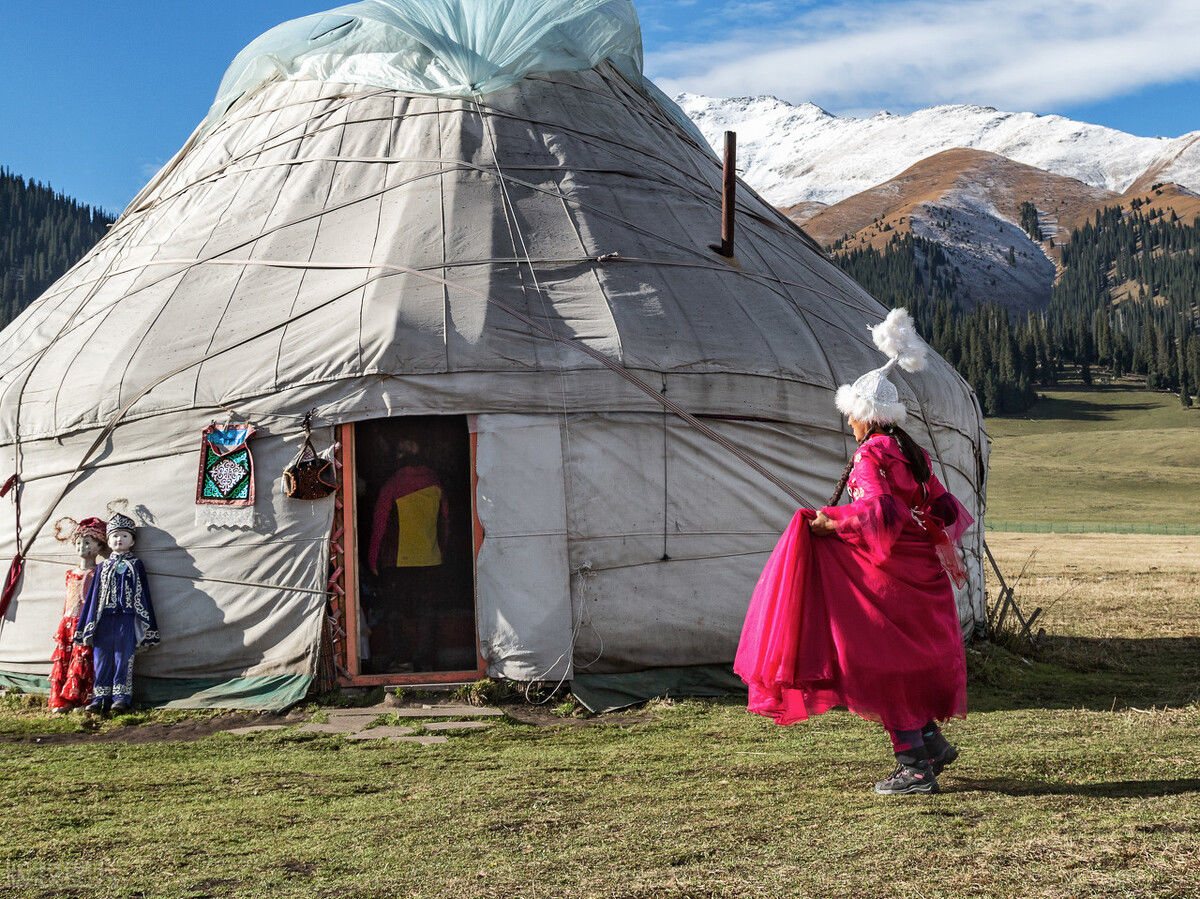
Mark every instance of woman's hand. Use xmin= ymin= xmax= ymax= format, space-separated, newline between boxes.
xmin=808 ymin=511 xmax=837 ymax=537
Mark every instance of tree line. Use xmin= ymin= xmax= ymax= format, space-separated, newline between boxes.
xmin=833 ymin=233 xmax=1042 ymax=415
xmin=1049 ymin=204 xmax=1200 ymax=406
xmin=831 ymin=203 xmax=1200 ymax=415
xmin=0 ymin=167 xmax=113 ymax=329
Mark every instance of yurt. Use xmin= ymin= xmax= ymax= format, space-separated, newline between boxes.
xmin=0 ymin=0 xmax=988 ymax=711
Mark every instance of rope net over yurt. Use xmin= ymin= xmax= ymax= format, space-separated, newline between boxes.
xmin=0 ymin=0 xmax=988 ymax=710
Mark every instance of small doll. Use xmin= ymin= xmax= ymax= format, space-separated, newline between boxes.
xmin=48 ymin=517 xmax=109 ymax=712
xmin=74 ymin=512 xmax=159 ymax=713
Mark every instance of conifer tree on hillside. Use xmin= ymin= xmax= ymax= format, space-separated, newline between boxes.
xmin=1018 ymin=201 xmax=1042 ymax=242
xmin=1188 ymin=333 xmax=1200 ymax=400
xmin=1051 ymin=204 xmax=1198 ymax=385
xmin=831 ymin=233 xmax=1038 ymax=415
xmin=829 ymin=198 xmax=1200 ymax=413
xmin=0 ymin=167 xmax=114 ymax=329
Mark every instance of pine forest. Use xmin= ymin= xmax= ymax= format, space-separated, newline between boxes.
xmin=832 ymin=209 xmax=1200 ymax=415
xmin=0 ymin=167 xmax=113 ymax=330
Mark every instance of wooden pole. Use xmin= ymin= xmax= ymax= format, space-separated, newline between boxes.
xmin=716 ymin=130 xmax=736 ymax=257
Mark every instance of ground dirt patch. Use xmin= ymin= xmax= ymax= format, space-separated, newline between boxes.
xmin=0 ymin=708 xmax=304 ymax=745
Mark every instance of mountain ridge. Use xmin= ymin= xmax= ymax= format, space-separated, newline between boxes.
xmin=677 ymin=93 xmax=1200 ymax=207
xmin=794 ymin=148 xmax=1120 ymax=311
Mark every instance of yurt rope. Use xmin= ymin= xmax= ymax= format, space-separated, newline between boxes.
xmin=22 ymin=555 xmax=329 ymax=595
xmin=9 ymin=248 xmax=820 ymax=572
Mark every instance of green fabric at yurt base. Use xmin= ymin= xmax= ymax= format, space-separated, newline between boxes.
xmin=0 ymin=671 xmax=310 ymax=711
xmin=571 ymin=664 xmax=747 ymax=714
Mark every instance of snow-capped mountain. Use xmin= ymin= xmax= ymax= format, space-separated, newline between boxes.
xmin=676 ymin=93 xmax=1200 ymax=207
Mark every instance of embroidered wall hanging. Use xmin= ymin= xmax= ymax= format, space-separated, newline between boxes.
xmin=195 ymin=424 xmax=257 ymax=527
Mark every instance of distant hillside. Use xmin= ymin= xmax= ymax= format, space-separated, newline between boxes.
xmin=798 ymin=148 xmax=1115 ymax=312
xmin=1050 ymin=202 xmax=1200 ymax=397
xmin=1127 ymin=132 xmax=1200 ymax=197
xmin=828 ymin=197 xmax=1200 ymax=415
xmin=0 ymin=167 xmax=113 ymax=329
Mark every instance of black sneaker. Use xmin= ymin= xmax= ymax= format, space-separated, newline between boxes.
xmin=874 ymin=761 xmax=939 ymax=795
xmin=929 ymin=742 xmax=959 ymax=776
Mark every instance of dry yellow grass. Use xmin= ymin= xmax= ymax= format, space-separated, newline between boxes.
xmin=979 ymin=533 xmax=1200 ymax=714
xmin=986 ymin=533 xmax=1200 ymax=640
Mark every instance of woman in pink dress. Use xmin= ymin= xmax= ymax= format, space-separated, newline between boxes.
xmin=735 ymin=309 xmax=973 ymax=795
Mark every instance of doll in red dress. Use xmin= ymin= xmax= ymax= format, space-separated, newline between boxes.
xmin=48 ymin=517 xmax=109 ymax=712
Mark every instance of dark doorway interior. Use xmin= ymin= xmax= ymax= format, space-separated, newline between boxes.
xmin=354 ymin=416 xmax=476 ymax=674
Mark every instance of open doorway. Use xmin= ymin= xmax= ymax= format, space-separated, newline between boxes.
xmin=350 ymin=415 xmax=478 ymax=677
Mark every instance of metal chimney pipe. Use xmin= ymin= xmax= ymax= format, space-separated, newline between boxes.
xmin=718 ymin=130 xmax=736 ymax=257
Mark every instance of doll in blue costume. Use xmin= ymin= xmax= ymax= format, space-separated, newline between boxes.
xmin=75 ymin=512 xmax=160 ymax=712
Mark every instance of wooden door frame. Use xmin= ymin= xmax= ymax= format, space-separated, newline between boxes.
xmin=335 ymin=420 xmax=487 ymax=686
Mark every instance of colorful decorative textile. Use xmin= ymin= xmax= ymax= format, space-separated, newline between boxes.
xmin=76 ymin=554 xmax=159 ymax=649
xmin=49 ymin=570 xmax=96 ymax=710
xmin=91 ymin=613 xmax=138 ymax=706
xmin=195 ymin=424 xmax=257 ymax=527
xmin=107 ymin=512 xmax=136 ymax=535
xmin=735 ymin=433 xmax=972 ymax=733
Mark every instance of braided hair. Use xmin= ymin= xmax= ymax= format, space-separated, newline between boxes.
xmin=827 ymin=422 xmax=931 ymax=506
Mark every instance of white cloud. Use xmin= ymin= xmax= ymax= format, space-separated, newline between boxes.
xmin=648 ymin=0 xmax=1200 ymax=113
xmin=140 ymin=160 xmax=168 ymax=180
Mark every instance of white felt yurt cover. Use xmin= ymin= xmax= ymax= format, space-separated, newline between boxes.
xmin=0 ymin=0 xmax=988 ymax=710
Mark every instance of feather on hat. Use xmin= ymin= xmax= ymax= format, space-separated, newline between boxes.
xmin=835 ymin=308 xmax=927 ymax=426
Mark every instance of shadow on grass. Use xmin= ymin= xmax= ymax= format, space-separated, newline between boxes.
xmin=1009 ymin=392 xmax=1158 ymax=422
xmin=968 ymin=636 xmax=1200 ymax=712
xmin=951 ymin=777 xmax=1200 ymax=799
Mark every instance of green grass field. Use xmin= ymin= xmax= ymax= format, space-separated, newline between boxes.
xmin=984 ymin=382 xmax=1200 ymax=528
xmin=2 ymin=531 xmax=1198 ymax=899
xmin=1 ymin=381 xmax=1197 ymax=898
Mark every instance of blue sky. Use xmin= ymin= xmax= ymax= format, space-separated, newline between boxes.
xmin=3 ymin=0 xmax=1199 ymax=214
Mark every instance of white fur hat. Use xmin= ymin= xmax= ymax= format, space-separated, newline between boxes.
xmin=835 ymin=308 xmax=927 ymax=426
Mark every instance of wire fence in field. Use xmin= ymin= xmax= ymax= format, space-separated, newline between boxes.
xmin=986 ymin=520 xmax=1200 ymax=536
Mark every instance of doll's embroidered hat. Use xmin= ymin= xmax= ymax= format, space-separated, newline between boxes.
xmin=53 ymin=516 xmax=108 ymax=545
xmin=835 ymin=308 xmax=927 ymax=426
xmin=107 ymin=512 xmax=137 ymax=535
xmin=75 ymin=517 xmax=109 ymax=544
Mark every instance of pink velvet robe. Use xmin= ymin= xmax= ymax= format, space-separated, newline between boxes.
xmin=735 ymin=433 xmax=972 ymax=731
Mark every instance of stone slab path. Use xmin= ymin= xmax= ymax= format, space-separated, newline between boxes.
xmin=225 ymin=724 xmax=291 ymax=735
xmin=344 ymin=726 xmax=420 ymax=741
xmin=423 ymin=720 xmax=495 ymax=731
xmin=225 ymin=703 xmax=504 ymax=744
xmin=300 ymin=721 xmax=372 ymax=734
xmin=383 ymin=705 xmax=505 ymax=718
